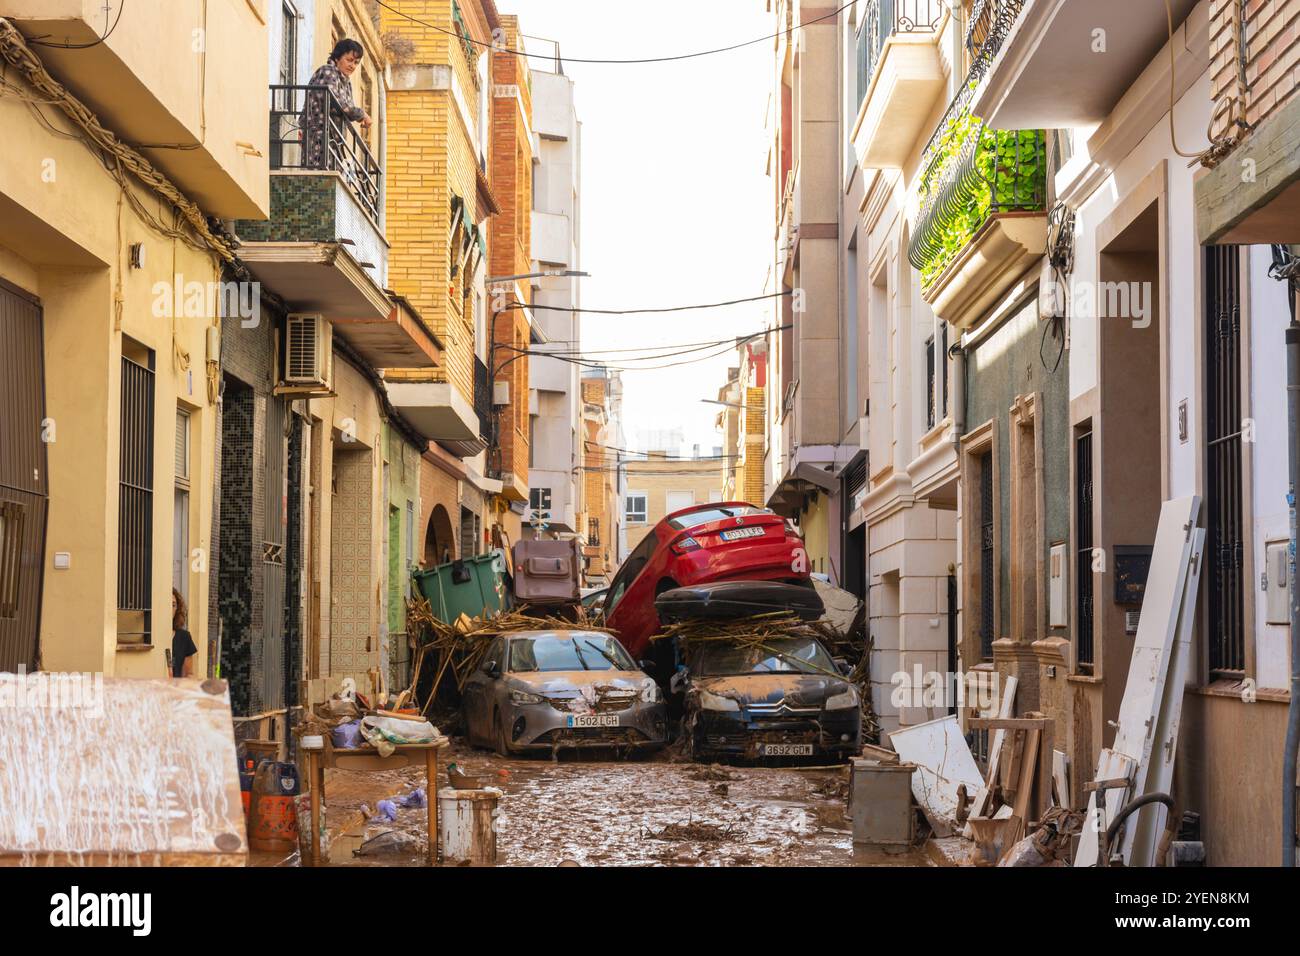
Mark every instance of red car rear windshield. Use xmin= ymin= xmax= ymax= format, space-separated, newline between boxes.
xmin=667 ymin=505 xmax=770 ymax=530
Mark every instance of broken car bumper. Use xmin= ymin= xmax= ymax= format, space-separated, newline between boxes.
xmin=692 ymin=709 xmax=862 ymax=759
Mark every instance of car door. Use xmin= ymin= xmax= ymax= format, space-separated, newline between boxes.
xmin=463 ymin=637 xmax=504 ymax=744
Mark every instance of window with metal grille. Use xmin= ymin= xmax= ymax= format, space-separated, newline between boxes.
xmin=1205 ymin=244 xmax=1245 ymax=676
xmin=119 ymin=352 xmax=155 ymax=641
xmin=1075 ymin=429 xmax=1094 ymax=670
xmin=588 ymin=517 xmax=600 ymax=546
xmin=979 ymin=451 xmax=994 ymax=659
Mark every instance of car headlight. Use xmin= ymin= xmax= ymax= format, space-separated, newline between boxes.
xmin=509 ymin=689 xmax=545 ymax=705
xmin=640 ymin=679 xmax=662 ymax=703
xmin=698 ymin=690 xmax=740 ymax=712
xmin=825 ymin=687 xmax=860 ymax=711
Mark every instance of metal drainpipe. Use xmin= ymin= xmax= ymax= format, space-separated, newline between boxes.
xmin=1286 ymin=303 xmax=1300 ymax=867
xmin=949 ymin=336 xmax=967 ymax=451
xmin=1273 ymin=245 xmax=1300 ymax=866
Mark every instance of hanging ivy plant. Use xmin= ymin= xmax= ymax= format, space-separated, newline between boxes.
xmin=915 ymin=110 xmax=1046 ymax=290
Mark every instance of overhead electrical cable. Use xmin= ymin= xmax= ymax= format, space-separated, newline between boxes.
xmin=501 ymin=291 xmax=790 ymax=315
xmin=373 ymin=0 xmax=853 ymax=65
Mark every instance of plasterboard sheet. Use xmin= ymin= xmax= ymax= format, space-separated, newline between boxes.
xmin=1127 ymin=526 xmax=1205 ymax=867
xmin=889 ymin=714 xmax=984 ymax=837
xmin=1075 ymin=495 xmax=1200 ymax=867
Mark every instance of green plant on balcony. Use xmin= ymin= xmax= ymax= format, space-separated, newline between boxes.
xmin=911 ymin=95 xmax=1045 ymax=289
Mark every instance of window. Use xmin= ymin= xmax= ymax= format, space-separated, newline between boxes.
xmin=405 ymin=500 xmax=415 ymax=596
xmin=278 ymin=3 xmax=297 ymax=86
xmin=940 ymin=324 xmax=949 ymax=421
xmin=1076 ymin=429 xmax=1094 ymax=670
xmin=978 ymin=453 xmax=995 ymax=658
xmin=625 ymin=493 xmax=647 ymax=523
xmin=925 ymin=335 xmax=937 ymax=430
xmin=1205 ymin=245 xmax=1245 ymax=675
xmin=665 ymin=490 xmax=695 ymax=515
xmin=119 ymin=347 xmax=156 ymax=643
xmin=173 ymin=408 xmax=191 ymax=601
xmin=605 ymin=531 xmax=657 ymax=616
xmin=588 ymin=517 xmax=601 ymax=546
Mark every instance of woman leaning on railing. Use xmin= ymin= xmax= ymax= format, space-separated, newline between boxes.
xmin=301 ymin=38 xmax=373 ymax=170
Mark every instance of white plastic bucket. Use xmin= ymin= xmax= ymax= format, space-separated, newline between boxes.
xmin=437 ymin=787 xmax=501 ymax=865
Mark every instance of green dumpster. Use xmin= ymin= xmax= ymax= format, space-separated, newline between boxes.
xmin=412 ymin=550 xmax=510 ymax=624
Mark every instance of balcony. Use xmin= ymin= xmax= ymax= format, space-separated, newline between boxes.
xmin=1 ymin=0 xmax=268 ymax=218
xmin=531 ymin=210 xmax=572 ymax=267
xmin=906 ymin=9 xmax=1046 ymax=329
xmin=234 ymin=85 xmax=392 ymax=321
xmin=850 ymin=0 xmax=947 ymax=170
xmin=969 ymin=0 xmax=1200 ymax=130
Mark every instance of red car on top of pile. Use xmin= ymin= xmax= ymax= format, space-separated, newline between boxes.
xmin=601 ymin=502 xmax=812 ymax=664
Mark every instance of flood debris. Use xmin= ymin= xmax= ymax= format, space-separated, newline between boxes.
xmin=690 ymin=764 xmax=738 ymax=783
xmin=641 ymin=817 xmax=748 ymax=843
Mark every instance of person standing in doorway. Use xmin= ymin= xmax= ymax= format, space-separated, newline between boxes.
xmin=170 ymin=588 xmax=197 ymax=678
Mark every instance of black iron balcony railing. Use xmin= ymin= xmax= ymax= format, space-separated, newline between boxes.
xmin=268 ymin=84 xmax=382 ymax=221
xmin=473 ymin=356 xmax=493 ymax=441
xmin=907 ymin=0 xmax=1043 ymax=289
xmin=855 ymin=0 xmax=946 ymax=112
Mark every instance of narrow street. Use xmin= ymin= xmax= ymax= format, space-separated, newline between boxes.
xmin=265 ymin=744 xmax=930 ymax=868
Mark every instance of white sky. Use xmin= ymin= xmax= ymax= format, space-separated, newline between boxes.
xmin=521 ymin=0 xmax=774 ymax=455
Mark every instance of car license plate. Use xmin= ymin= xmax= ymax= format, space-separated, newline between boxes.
xmin=566 ymin=714 xmax=620 ymax=728
xmin=721 ymin=526 xmax=765 ymax=541
xmin=761 ymin=743 xmax=814 ymax=756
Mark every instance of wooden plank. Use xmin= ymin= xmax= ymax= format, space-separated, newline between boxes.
xmin=970 ymin=675 xmax=1017 ymax=820
xmin=1052 ymin=749 xmax=1070 ymax=810
xmin=0 ymin=676 xmax=247 ymax=864
xmin=1012 ymin=729 xmax=1040 ymax=826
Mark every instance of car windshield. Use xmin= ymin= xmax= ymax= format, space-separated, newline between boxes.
xmin=691 ymin=636 xmax=836 ymax=676
xmin=508 ymin=633 xmax=635 ymax=673
xmin=667 ymin=505 xmax=769 ymax=530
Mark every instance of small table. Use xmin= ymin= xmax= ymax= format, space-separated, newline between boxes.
xmin=303 ymin=737 xmax=450 ymax=867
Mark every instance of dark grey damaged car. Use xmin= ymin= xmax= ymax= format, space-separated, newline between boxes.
xmin=679 ymin=633 xmax=862 ymax=761
xmin=461 ymin=630 xmax=667 ymax=755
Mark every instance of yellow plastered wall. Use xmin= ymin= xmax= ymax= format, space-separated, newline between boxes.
xmin=0 ymin=83 xmax=222 ymax=677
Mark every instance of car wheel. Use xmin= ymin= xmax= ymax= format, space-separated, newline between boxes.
xmin=493 ymin=709 xmax=512 ymax=757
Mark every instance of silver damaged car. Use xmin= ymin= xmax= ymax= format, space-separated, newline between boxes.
xmin=461 ymin=630 xmax=667 ymax=755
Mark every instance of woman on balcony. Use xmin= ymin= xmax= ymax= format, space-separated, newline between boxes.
xmin=302 ymin=39 xmax=373 ymax=169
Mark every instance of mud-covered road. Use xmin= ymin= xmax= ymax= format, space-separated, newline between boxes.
xmin=278 ymin=741 xmax=932 ymax=867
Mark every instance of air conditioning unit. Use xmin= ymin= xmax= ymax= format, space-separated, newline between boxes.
xmin=284 ymin=313 xmax=332 ymax=387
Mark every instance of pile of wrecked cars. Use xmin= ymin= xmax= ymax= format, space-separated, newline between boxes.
xmin=410 ymin=502 xmax=866 ymax=764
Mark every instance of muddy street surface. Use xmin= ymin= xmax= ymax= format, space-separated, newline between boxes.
xmin=266 ymin=740 xmax=933 ymax=867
